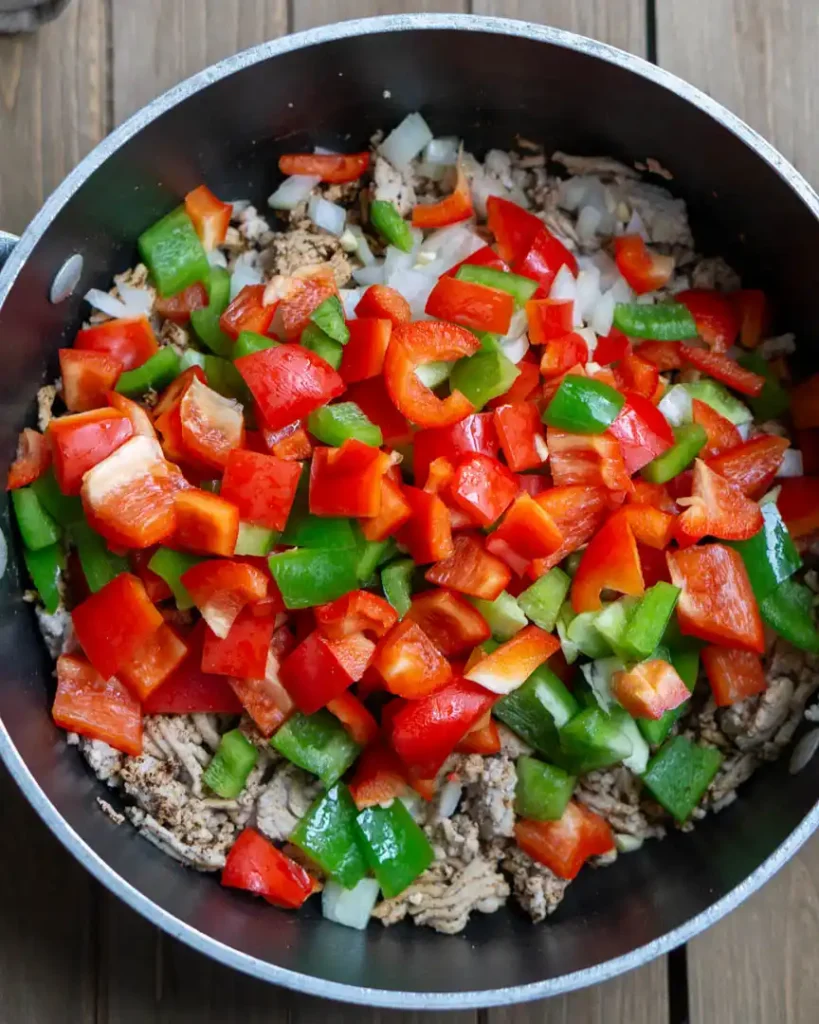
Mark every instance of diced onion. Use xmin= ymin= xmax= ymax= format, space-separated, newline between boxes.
xmin=268 ymin=174 xmax=320 ymax=210
xmin=352 ymin=261 xmax=386 ymax=287
xmin=590 ymin=290 xmax=616 ymax=337
xmin=348 ymin=225 xmax=375 ymax=266
xmin=577 ymin=205 xmax=603 ymax=244
xmin=575 ymin=266 xmax=602 ymax=327
xmin=737 ymin=422 xmax=752 ymax=441
xmin=609 ymin=276 xmax=634 ymax=305
xmin=340 ymin=288 xmax=363 ymax=319
xmin=230 ymin=199 xmax=251 ymax=216
xmin=207 ymin=249 xmax=228 ymax=269
xmin=500 ymin=332 xmax=530 ymax=365
xmin=635 ymin=292 xmax=656 ymax=305
xmin=386 ymin=268 xmax=436 ymax=319
xmin=229 ymin=257 xmax=263 ymax=301
xmin=384 ymin=245 xmax=415 ymax=282
xmin=776 ymin=449 xmax=803 ymax=478
xmin=580 ymin=657 xmax=624 ymax=713
xmin=379 ymin=112 xmax=433 ymax=169
xmin=321 ymin=878 xmax=381 ymax=931
xmin=424 ymin=137 xmax=459 ymax=166
xmin=308 ymin=195 xmax=346 ymax=237
xmin=84 ymin=288 xmax=130 ymax=319
xmin=313 ymin=145 xmax=339 ymax=155
xmin=575 ymin=326 xmax=598 ymax=360
xmin=415 ymin=161 xmax=448 ymax=182
xmin=549 ymin=264 xmax=577 ymax=304
xmin=116 ymin=283 xmax=153 ymax=318
xmin=657 ymin=384 xmax=693 ymax=427
xmin=623 ymin=208 xmax=650 ymax=241
xmin=581 ymin=251 xmax=620 ymax=291
xmin=438 ymin=779 xmax=463 ymax=819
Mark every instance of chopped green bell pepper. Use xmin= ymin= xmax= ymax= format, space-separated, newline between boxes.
xmin=179 ymin=350 xmax=247 ymax=402
xmin=620 ymin=582 xmax=681 ymax=661
xmin=543 ymin=375 xmax=625 ymax=434
xmin=369 ymin=200 xmax=414 ymax=253
xmin=642 ymin=423 xmax=707 ymax=484
xmin=23 ymin=543 xmax=64 ymax=614
xmin=381 ymin=558 xmax=415 ymax=617
xmin=12 ymin=487 xmax=61 ymax=551
xmin=116 ymin=346 xmax=181 ymax=397
xmin=738 ymin=350 xmax=789 ymax=422
xmin=203 ymin=729 xmax=258 ymax=799
xmin=355 ymin=799 xmax=434 ymax=898
xmin=307 ymin=402 xmax=383 ymax=448
xmin=593 ymin=598 xmax=639 ymax=660
xmin=760 ymin=578 xmax=819 ymax=653
xmin=291 ymin=783 xmax=369 ymax=889
xmin=470 ymin=329 xmax=503 ymax=353
xmin=147 ymin=547 xmax=204 ymax=610
xmin=728 ymin=502 xmax=801 ymax=603
xmin=563 ymin=549 xmax=585 ymax=578
xmin=449 ymin=350 xmax=520 ymax=410
xmin=455 ymin=264 xmax=539 ymax=305
xmin=517 ymin=567 xmax=571 ymax=633
xmin=301 ymin=323 xmax=344 ymax=370
xmin=494 ymin=664 xmax=579 ymax=760
xmin=30 ymin=470 xmax=83 ymax=525
xmin=281 ymin=514 xmax=358 ymax=551
xmin=609 ymin=705 xmax=650 ymax=774
xmin=269 ymin=548 xmax=359 ymax=609
xmin=565 ymin=608 xmax=611 ymax=659
xmin=681 ymin=379 xmax=752 ymax=426
xmin=234 ymin=522 xmax=277 ymax=557
xmin=637 ymin=641 xmax=699 ymax=746
xmin=271 ymin=710 xmax=361 ymax=786
xmin=580 ymin=655 xmax=626 ymax=713
xmin=233 ymin=330 xmax=278 ymax=360
xmin=642 ymin=735 xmax=723 ymax=822
xmin=468 ymin=590 xmax=527 ymax=641
xmin=515 ymin=756 xmax=575 ymax=821
xmin=558 ymin=706 xmax=634 ymax=773
xmin=354 ymin=530 xmax=395 ymax=584
xmin=415 ymin=360 xmax=454 ymax=388
xmin=138 ymin=206 xmax=210 ymax=298
xmin=310 ymin=295 xmax=349 ymax=345
xmin=613 ymin=302 xmax=698 ymax=341
xmin=190 ymin=267 xmax=233 ymax=358
xmin=71 ymin=520 xmax=129 ymax=593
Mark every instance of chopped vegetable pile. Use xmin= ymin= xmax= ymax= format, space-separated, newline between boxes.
xmin=10 ymin=113 xmax=819 ymax=934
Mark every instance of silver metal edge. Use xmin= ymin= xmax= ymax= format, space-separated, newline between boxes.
xmin=1 ymin=12 xmax=818 ymax=1009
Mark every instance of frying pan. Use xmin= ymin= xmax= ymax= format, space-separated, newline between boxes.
xmin=1 ymin=13 xmax=818 ymax=1010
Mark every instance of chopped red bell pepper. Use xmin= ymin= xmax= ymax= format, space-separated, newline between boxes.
xmin=546 ymin=428 xmax=632 ymax=493
xmin=348 ymin=742 xmax=408 ymax=810
xmin=634 ymin=340 xmax=683 ymax=370
xmin=425 ymin=531 xmax=511 ymax=600
xmin=201 ymin=603 xmax=278 ymax=679
xmin=611 ymin=659 xmax=691 ymax=720
xmin=676 ymin=289 xmax=739 ymax=353
xmin=280 ymin=629 xmax=374 ymax=714
xmin=118 ymin=623 xmax=189 ymax=701
xmin=219 ymin=284 xmax=275 ymax=339
xmin=309 ymin=439 xmax=389 ymax=518
xmin=339 ymin=317 xmax=393 ymax=383
xmin=360 ymin=475 xmax=412 ymax=542
xmin=515 ymin=229 xmax=578 ymax=294
xmin=674 ymin=459 xmax=763 ymax=544
xmin=72 ymin=573 xmax=163 ymax=679
xmin=701 ymin=646 xmax=767 ymax=707
xmin=396 ymin=486 xmax=454 ymax=564
xmin=613 ymin=235 xmax=674 ymax=295
xmin=53 ymin=654 xmax=143 ymax=756
xmin=486 ymin=492 xmax=564 ymax=574
xmin=6 ymin=428 xmax=51 ymax=490
xmin=609 ymin=391 xmax=674 ymax=474
xmin=220 ymin=448 xmax=301 ymax=531
xmin=154 ymin=282 xmax=210 ymax=324
xmin=539 ymin=333 xmax=589 ymax=379
xmin=180 ymin=559 xmax=268 ymax=638
xmin=628 ymin=479 xmax=678 ymax=513
xmin=412 ymin=163 xmax=474 ymax=228
xmin=446 ymin=244 xmax=510 ymax=278
xmin=525 ymin=299 xmax=574 ymax=344
xmin=529 ymin=484 xmax=610 ymax=576
xmin=107 ymin=390 xmax=157 ymax=439
xmin=455 ymin=713 xmax=502 ymax=755
xmin=222 ymin=827 xmax=317 ymax=909
xmin=691 ymin=398 xmax=741 ymax=458
xmin=228 ymin=663 xmax=294 ymax=738
xmin=142 ymin=621 xmax=244 ymax=714
xmin=622 ymin=503 xmax=675 ymax=549
xmin=153 ymin=365 xmax=206 ymax=420
xmin=75 ymin=316 xmax=159 ymax=371
xmin=572 ymin=509 xmax=645 ymax=612
xmin=450 ymin=453 xmax=519 ymax=527
xmin=493 ymin=401 xmax=548 ymax=472
xmin=373 ymin=619 xmax=452 ymax=699
xmin=184 ymin=184 xmax=232 ymax=249
xmin=776 ymin=477 xmax=819 ymax=539
xmin=515 ymin=801 xmax=614 ymax=881
xmin=315 ymin=590 xmax=398 ymax=640
xmin=172 ymin=488 xmax=240 ymax=556
xmin=425 ymin=275 xmax=515 ymax=335
xmin=731 ymin=289 xmax=770 ymax=350
xmin=667 ymin=544 xmax=764 ymax=653
xmin=129 ymin=549 xmax=173 ymax=603
xmin=706 ymin=435 xmax=789 ymax=499
xmin=413 ymin=412 xmax=498 ymax=487
xmin=487 ymin=197 xmax=578 ymax=290
xmin=355 ymin=284 xmax=411 ymax=326
xmin=679 ymin=345 xmax=765 ymax=397
xmin=344 ymin=376 xmax=412 ymax=446
xmin=465 ymin=625 xmax=559 ymax=695
xmin=236 ymin=343 xmax=344 ymax=432
xmin=406 ymin=589 xmax=490 ymax=657
xmin=420 ymin=456 xmax=473 ymax=531
xmin=59 ymin=349 xmax=122 ymax=413
xmin=613 ymin=348 xmax=660 ymax=402
xmin=278 ymin=151 xmax=370 ymax=183
xmin=594 ymin=328 xmax=631 ymax=366
xmin=389 ymin=678 xmax=496 ymax=778
xmin=326 ymin=690 xmax=380 ymax=746
xmin=486 ymin=358 xmax=540 ymax=409
xmin=277 ymin=267 xmax=338 ymax=340
xmin=178 ymin=376 xmax=245 ymax=470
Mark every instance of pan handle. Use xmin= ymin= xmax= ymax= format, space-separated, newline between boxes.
xmin=0 ymin=231 xmax=18 ymax=272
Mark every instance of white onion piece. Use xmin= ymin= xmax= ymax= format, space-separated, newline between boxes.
xmin=384 ymin=245 xmax=414 ymax=282
xmin=229 ymin=259 xmax=263 ymax=301
xmin=322 ymin=878 xmax=380 ymax=931
xmin=636 ymin=292 xmax=656 ymax=305
xmin=0 ymin=528 xmax=7 ymax=581
xmin=424 ymin=221 xmax=482 ymax=260
xmin=557 ymin=176 xmax=592 ymax=212
xmin=549 ymin=264 xmax=577 ymax=304
xmin=230 ymin=199 xmax=251 ymax=216
xmin=776 ymin=449 xmax=803 ymax=477
xmin=590 ymin=290 xmax=616 ymax=337
xmin=424 ymin=136 xmax=459 ymax=166
xmin=585 ymin=251 xmax=620 ymax=291
xmin=623 ymin=208 xmax=650 ymax=241
xmin=575 ymin=266 xmax=602 ymax=327
xmin=207 ymin=248 xmax=228 ymax=269
xmin=609 ymin=276 xmax=634 ymax=305
xmin=313 ymin=145 xmax=339 ymax=155
xmin=415 ymin=161 xmax=447 ymax=182
xmin=379 ymin=112 xmax=433 ymax=169
xmin=658 ymin=384 xmax=693 ymax=427
xmin=340 ymin=288 xmax=363 ymax=319
xmin=308 ymin=195 xmax=346 ymax=237
xmin=500 ymin=332 xmax=530 ymax=365
xmin=387 ymin=268 xmax=436 ymax=319
xmin=267 ymin=174 xmax=320 ymax=210
xmin=504 ymin=307 xmax=529 ymax=341
xmin=575 ymin=326 xmax=598 ymax=360
xmin=577 ymin=205 xmax=603 ymax=244
xmin=347 ymin=225 xmax=375 ymax=267
xmin=737 ymin=422 xmax=752 ymax=441
xmin=116 ymin=283 xmax=153 ymax=318
xmin=84 ymin=288 xmax=130 ymax=319
xmin=469 ymin=175 xmax=507 ymax=220
xmin=352 ymin=261 xmax=386 ymax=287
xmin=438 ymin=780 xmax=463 ymax=819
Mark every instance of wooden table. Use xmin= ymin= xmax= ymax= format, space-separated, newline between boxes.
xmin=1 ymin=1 xmax=818 ymax=1020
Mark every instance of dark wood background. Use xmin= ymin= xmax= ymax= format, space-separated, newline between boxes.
xmin=1 ymin=2 xmax=818 ymax=1020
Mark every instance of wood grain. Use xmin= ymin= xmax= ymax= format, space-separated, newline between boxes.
xmin=292 ymin=0 xmax=468 ymax=32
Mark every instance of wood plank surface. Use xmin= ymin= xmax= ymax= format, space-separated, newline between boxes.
xmin=471 ymin=0 xmax=647 ymax=54
xmin=656 ymin=4 xmax=819 ymax=1022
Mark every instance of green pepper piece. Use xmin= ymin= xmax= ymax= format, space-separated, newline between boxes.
xmin=727 ymin=502 xmax=801 ymax=603
xmin=494 ymin=664 xmax=579 ymax=760
xmin=369 ymin=200 xmax=414 ymax=253
xmin=470 ymin=329 xmax=503 ymax=353
xmin=565 ymin=609 xmax=611 ymax=659
xmin=71 ymin=521 xmax=129 ymax=593
xmin=307 ymin=402 xmax=382 ymax=448
xmin=738 ymin=351 xmax=790 ymax=422
xmin=381 ymin=558 xmax=415 ymax=617
xmin=517 ymin=568 xmax=571 ymax=633
xmin=179 ymin=349 xmax=206 ymax=373
xmin=12 ymin=487 xmax=61 ymax=551
xmin=301 ymin=323 xmax=344 ymax=370
xmin=468 ymin=590 xmax=527 ymax=641
xmin=608 ymin=705 xmax=650 ymax=774
xmin=355 ymin=799 xmax=434 ymax=898
xmin=148 ymin=547 xmax=204 ymax=610
xmin=642 ymin=736 xmax=723 ymax=822
xmin=613 ymin=302 xmax=698 ymax=341
xmin=269 ymin=548 xmax=359 ymax=609
xmin=543 ymin=375 xmax=625 ymax=434
xmin=310 ymin=295 xmax=349 ymax=345
xmin=234 ymin=522 xmax=277 ymax=557
xmin=271 ymin=710 xmax=361 ymax=786
xmin=116 ymin=347 xmax=181 ymax=397
xmin=593 ymin=599 xmax=639 ymax=660
xmin=30 ymin=470 xmax=83 ymax=526
xmin=620 ymin=582 xmax=681 ymax=661
xmin=455 ymin=264 xmax=539 ymax=305
xmin=681 ymin=380 xmax=752 ymax=426
xmin=415 ymin=360 xmax=454 ymax=388
xmin=203 ymin=729 xmax=258 ymax=799
xmin=203 ymin=355 xmax=249 ymax=402
xmin=515 ymin=757 xmax=576 ymax=821
xmin=563 ymin=549 xmax=584 ymax=578
xmin=449 ymin=350 xmax=520 ymax=410
xmin=23 ymin=543 xmax=64 ymax=614
xmin=353 ymin=527 xmax=394 ymax=584
xmin=190 ymin=267 xmax=234 ymax=358
xmin=760 ymin=578 xmax=819 ymax=653
xmin=558 ymin=706 xmax=634 ymax=773
xmin=138 ymin=206 xmax=210 ymax=298
xmin=233 ymin=330 xmax=278 ymax=360
xmin=642 ymin=423 xmax=707 ymax=484
xmin=291 ymin=783 xmax=369 ymax=889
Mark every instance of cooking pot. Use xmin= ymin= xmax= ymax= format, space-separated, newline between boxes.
xmin=1 ymin=13 xmax=818 ymax=1010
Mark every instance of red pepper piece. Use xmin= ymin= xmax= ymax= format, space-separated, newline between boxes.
xmin=547 ymin=428 xmax=632 ymax=493
xmin=486 ymin=358 xmax=540 ymax=409
xmin=373 ymin=619 xmax=452 ymax=699
xmin=634 ymin=340 xmax=683 ymax=370
xmin=628 ymin=479 xmax=678 ymax=513
xmin=594 ymin=328 xmax=631 ymax=366
xmin=622 ymin=504 xmax=675 ymax=549
xmin=572 ymin=510 xmax=645 ymax=613
xmin=219 ymin=284 xmax=276 ymax=339
xmin=675 ymin=459 xmax=763 ymax=544
xmin=355 ymin=284 xmax=411 ymax=326
xmin=49 ymin=406 xmax=135 ymax=496
xmin=420 ymin=457 xmax=473 ymax=531
xmin=178 ymin=376 xmax=245 ymax=470
xmin=425 ymin=275 xmax=514 ymax=335
xmin=260 ymin=419 xmax=314 ymax=462
xmin=676 ymin=289 xmax=739 ymax=353
xmin=220 ymin=448 xmax=301 ymax=531
xmin=276 ymin=267 xmax=339 ymax=340
xmin=667 ymin=544 xmax=764 ymax=653
xmin=107 ymin=391 xmax=156 ymax=439
xmin=609 ymin=391 xmax=674 ymax=474
xmin=611 ymin=659 xmax=691 ymax=720
xmin=513 ymin=228 xmax=578 ymax=294
xmin=776 ymin=476 xmax=819 ymax=539
xmin=222 ymin=828 xmax=318 ymax=909
xmin=181 ymin=559 xmax=268 ymax=638
xmin=279 ymin=151 xmax=370 ymax=183
xmin=486 ymin=493 xmax=564 ymax=574
xmin=613 ymin=235 xmax=674 ymax=294
xmin=613 ymin=348 xmax=660 ymax=402
xmin=455 ymin=714 xmax=502 ymax=755
xmin=236 ymin=343 xmax=345 ymax=432
xmin=152 ymin=365 xmax=206 ymax=420
xmin=60 ymin=348 xmax=123 ymax=414
xmin=539 ymin=333 xmax=589 ymax=379
xmin=515 ymin=801 xmax=614 ymax=881
xmin=406 ymin=589 xmax=490 ymax=657
xmin=486 ymin=195 xmax=545 ymax=263
xmin=75 ymin=316 xmax=159 ymax=372
xmin=360 ymin=475 xmax=412 ymax=542
xmin=118 ymin=623 xmax=189 ymax=701
xmin=344 ymin=377 xmax=412 ymax=446
xmin=679 ymin=345 xmax=765 ymax=397
xmin=413 ymin=412 xmax=498 ymax=488
xmin=691 ymin=398 xmax=742 ymax=458
xmin=348 ymin=742 xmax=408 ymax=810
xmin=706 ymin=435 xmax=789 ymax=499
xmin=731 ymin=289 xmax=770 ymax=350
xmin=201 ymin=604 xmax=278 ymax=679
xmin=326 ymin=690 xmax=380 ymax=746
xmin=493 ymin=401 xmax=548 ymax=473
xmin=791 ymin=374 xmax=819 ymax=430
xmin=528 ymin=485 xmax=610 ymax=577
xmin=339 ymin=317 xmax=393 ymax=383
xmin=228 ymin=669 xmax=293 ymax=738
xmin=389 ymin=679 xmax=496 ymax=778
xmin=396 ymin=486 xmax=454 ymax=564
xmin=6 ymin=428 xmax=51 ymax=490
xmin=315 ymin=590 xmax=398 ymax=641
xmin=53 ymin=654 xmax=143 ymax=756
xmin=450 ymin=453 xmax=519 ymax=527
xmin=280 ymin=629 xmax=375 ymax=714
xmin=184 ymin=185 xmax=232 ymax=249
xmin=638 ymin=541 xmax=673 ymax=587
xmin=525 ymin=299 xmax=574 ymax=344
xmin=701 ymin=646 xmax=767 ymax=707
xmin=72 ymin=573 xmax=163 ymax=679
xmin=309 ymin=439 xmax=389 ymax=518
xmin=172 ymin=488 xmax=240 ymax=557
xmin=425 ymin=531 xmax=511 ymax=600
xmin=446 ymin=244 xmax=510 ymax=278
xmin=142 ymin=622 xmax=244 ymax=714
xmin=465 ymin=625 xmax=559 ymax=695
xmin=412 ymin=164 xmax=473 ymax=228
xmin=154 ymin=282 xmax=210 ymax=324
xmin=129 ymin=549 xmax=173 ymax=603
